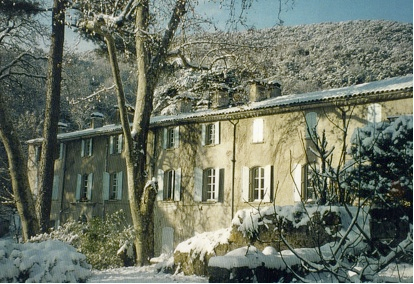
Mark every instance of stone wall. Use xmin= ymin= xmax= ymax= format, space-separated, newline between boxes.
xmin=174 ymin=206 xmax=342 ymax=276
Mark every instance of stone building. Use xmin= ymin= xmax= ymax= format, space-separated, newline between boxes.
xmin=27 ymin=75 xmax=413 ymax=256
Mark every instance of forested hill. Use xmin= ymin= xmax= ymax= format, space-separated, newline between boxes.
xmin=154 ymin=20 xmax=412 ymax=114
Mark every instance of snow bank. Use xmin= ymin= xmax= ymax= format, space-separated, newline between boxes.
xmin=174 ymin=228 xmax=231 ymax=260
xmin=0 ymin=239 xmax=91 ymax=282
xmin=232 ymin=204 xmax=341 ymax=238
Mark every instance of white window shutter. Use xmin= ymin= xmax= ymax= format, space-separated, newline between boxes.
xmin=241 ymin=166 xmax=250 ymax=202
xmin=157 ymin=169 xmax=164 ymax=201
xmin=293 ymin=164 xmax=302 ymax=202
xmin=88 ymin=138 xmax=93 ymax=156
xmin=103 ymin=172 xmax=110 ymax=201
xmin=367 ymin=103 xmax=382 ymax=124
xmin=305 ymin=112 xmax=317 ymax=138
xmin=253 ymin=119 xmax=263 ymax=143
xmin=81 ymin=140 xmax=85 ymax=157
xmin=201 ymin=124 xmax=206 ymax=146
xmin=109 ymin=136 xmax=114 ymax=154
xmin=76 ymin=174 xmax=82 ymax=201
xmin=87 ymin=173 xmax=93 ymax=200
xmin=59 ymin=143 xmax=64 ymax=160
xmin=263 ymin=165 xmax=272 ymax=202
xmin=214 ymin=122 xmax=220 ymax=145
xmin=163 ymin=128 xmax=168 ymax=149
xmin=194 ymin=167 xmax=203 ymax=202
xmin=214 ymin=167 xmax=220 ymax=201
xmin=117 ymin=171 xmax=123 ymax=200
xmin=118 ymin=134 xmax=123 ymax=153
xmin=52 ymin=175 xmax=59 ymax=200
xmin=174 ymin=126 xmax=180 ymax=148
xmin=174 ymin=168 xmax=181 ymax=201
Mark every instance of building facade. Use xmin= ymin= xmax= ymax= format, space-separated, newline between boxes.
xmin=27 ymin=75 xmax=413 ymax=256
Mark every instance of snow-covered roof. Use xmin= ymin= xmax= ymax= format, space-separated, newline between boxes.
xmin=150 ymin=74 xmax=413 ymax=126
xmin=26 ymin=75 xmax=412 ymax=144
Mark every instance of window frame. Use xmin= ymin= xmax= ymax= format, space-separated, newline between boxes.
xmin=201 ymin=122 xmax=220 ymax=146
xmin=157 ymin=168 xmax=181 ymax=201
xmin=241 ymin=165 xmax=272 ymax=203
xmin=81 ymin=138 xmax=93 ymax=157
xmin=76 ymin=173 xmax=93 ymax=202
xmin=305 ymin=112 xmax=318 ymax=140
xmin=109 ymin=134 xmax=123 ymax=154
xmin=163 ymin=126 xmax=180 ymax=149
xmin=194 ymin=167 xmax=223 ymax=202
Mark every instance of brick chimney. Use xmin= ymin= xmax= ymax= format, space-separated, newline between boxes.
xmin=90 ymin=112 xmax=104 ymax=129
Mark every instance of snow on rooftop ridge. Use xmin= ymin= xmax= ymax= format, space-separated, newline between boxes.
xmin=26 ymin=75 xmax=413 ymax=143
xmin=150 ymin=74 xmax=413 ymax=125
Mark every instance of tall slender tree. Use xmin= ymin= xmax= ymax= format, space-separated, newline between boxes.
xmin=36 ymin=0 xmax=66 ymax=233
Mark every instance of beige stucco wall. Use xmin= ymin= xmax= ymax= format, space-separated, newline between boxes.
xmin=153 ymin=96 xmax=413 ymax=255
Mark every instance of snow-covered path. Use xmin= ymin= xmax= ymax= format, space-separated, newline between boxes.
xmin=88 ymin=265 xmax=208 ymax=283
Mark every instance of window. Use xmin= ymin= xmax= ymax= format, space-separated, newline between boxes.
xmin=157 ymin=168 xmax=181 ymax=201
xmin=241 ymin=165 xmax=272 ymax=202
xmin=103 ymin=171 xmax=123 ymax=201
xmin=109 ymin=134 xmax=123 ymax=154
xmin=305 ymin=112 xmax=318 ymax=139
xmin=302 ymin=164 xmax=317 ymax=202
xmin=163 ymin=126 xmax=179 ymax=149
xmin=81 ymin=138 xmax=93 ymax=157
xmin=252 ymin=118 xmax=264 ymax=143
xmin=252 ymin=167 xmax=265 ymax=200
xmin=76 ymin=173 xmax=93 ymax=202
xmin=367 ymin=103 xmax=382 ymax=124
xmin=205 ymin=168 xmax=217 ymax=200
xmin=194 ymin=167 xmax=224 ymax=202
xmin=201 ymin=122 xmax=220 ymax=146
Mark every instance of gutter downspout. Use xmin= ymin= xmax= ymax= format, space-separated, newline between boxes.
xmin=229 ymin=120 xmax=239 ymax=220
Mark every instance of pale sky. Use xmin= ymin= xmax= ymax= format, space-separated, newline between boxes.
xmin=197 ymin=0 xmax=413 ymax=28
xmin=65 ymin=0 xmax=413 ymax=52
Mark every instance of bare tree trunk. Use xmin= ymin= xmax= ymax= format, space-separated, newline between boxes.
xmin=0 ymin=92 xmax=39 ymax=241
xmin=129 ymin=0 xmax=187 ymax=265
xmin=36 ymin=0 xmax=65 ymax=232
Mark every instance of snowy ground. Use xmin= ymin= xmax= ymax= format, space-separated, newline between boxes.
xmin=88 ymin=265 xmax=208 ymax=283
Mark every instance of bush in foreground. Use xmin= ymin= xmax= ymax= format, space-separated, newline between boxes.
xmin=0 ymin=239 xmax=91 ymax=282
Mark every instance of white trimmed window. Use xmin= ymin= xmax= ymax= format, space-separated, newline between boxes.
xmin=76 ymin=173 xmax=93 ymax=202
xmin=302 ymin=163 xmax=318 ymax=202
xmin=163 ymin=126 xmax=180 ymax=149
xmin=157 ymin=168 xmax=181 ymax=201
xmin=241 ymin=165 xmax=272 ymax=202
xmin=194 ymin=167 xmax=224 ymax=202
xmin=103 ymin=171 xmax=123 ymax=201
xmin=109 ymin=134 xmax=123 ymax=154
xmin=201 ymin=122 xmax=220 ymax=146
xmin=81 ymin=138 xmax=93 ymax=157
xmin=252 ymin=118 xmax=264 ymax=143
xmin=305 ymin=112 xmax=318 ymax=139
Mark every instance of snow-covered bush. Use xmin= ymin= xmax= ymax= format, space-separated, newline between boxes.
xmin=32 ymin=210 xmax=136 ymax=270
xmin=345 ymin=115 xmax=413 ymax=213
xmin=0 ymin=239 xmax=91 ymax=282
